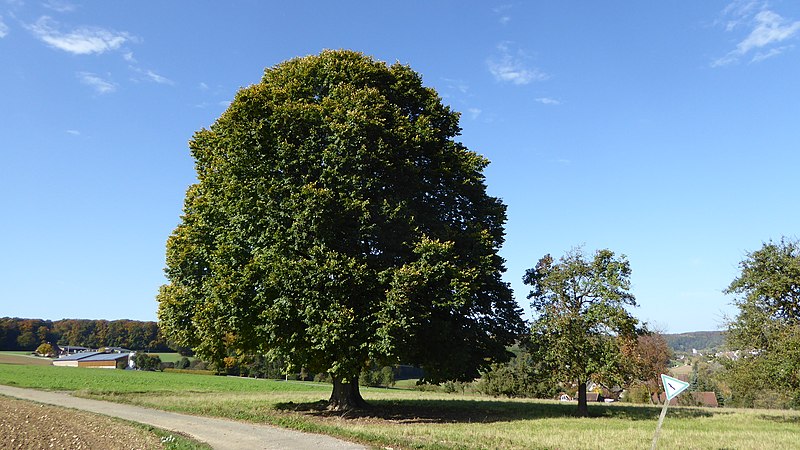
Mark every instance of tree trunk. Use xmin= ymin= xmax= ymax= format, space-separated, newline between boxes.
xmin=647 ymin=384 xmax=656 ymax=405
xmin=328 ymin=376 xmax=369 ymax=411
xmin=577 ymin=380 xmax=589 ymax=417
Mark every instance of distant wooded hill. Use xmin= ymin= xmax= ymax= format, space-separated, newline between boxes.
xmin=0 ymin=317 xmax=170 ymax=352
xmin=663 ymin=330 xmax=725 ymax=353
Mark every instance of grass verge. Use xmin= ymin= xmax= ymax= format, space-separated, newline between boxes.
xmin=1 ymin=363 xmax=798 ymax=449
xmin=133 ymin=423 xmax=213 ymax=450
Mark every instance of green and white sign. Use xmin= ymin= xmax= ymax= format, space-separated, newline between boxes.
xmin=651 ymin=373 xmax=692 ymax=450
xmin=661 ymin=374 xmax=690 ymax=401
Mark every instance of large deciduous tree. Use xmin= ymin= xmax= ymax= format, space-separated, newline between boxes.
xmin=724 ymin=238 xmax=800 ymax=408
xmin=523 ymin=247 xmax=639 ymax=416
xmin=157 ymin=50 xmax=524 ymax=410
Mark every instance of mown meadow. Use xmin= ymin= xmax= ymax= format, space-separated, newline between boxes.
xmin=1 ymin=360 xmax=798 ymax=449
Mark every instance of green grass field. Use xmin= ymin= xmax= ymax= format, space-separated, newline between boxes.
xmin=1 ymin=362 xmax=798 ymax=449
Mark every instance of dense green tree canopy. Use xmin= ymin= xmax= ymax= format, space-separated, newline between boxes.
xmin=725 ymin=238 xmax=800 ymax=349
xmin=523 ymin=247 xmax=639 ymax=416
xmin=157 ymin=50 xmax=524 ymax=409
xmin=724 ymin=238 xmax=800 ymax=408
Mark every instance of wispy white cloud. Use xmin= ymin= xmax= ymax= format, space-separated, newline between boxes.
xmin=713 ymin=3 xmax=800 ymax=66
xmin=493 ymin=4 xmax=513 ymax=25
xmin=145 ymin=70 xmax=175 ymax=85
xmin=738 ymin=10 xmax=800 ymax=53
xmin=127 ymin=65 xmax=174 ymax=85
xmin=43 ymin=0 xmax=76 ymax=13
xmin=123 ymin=51 xmax=136 ymax=62
xmin=65 ymin=129 xmax=80 ymax=136
xmin=750 ymin=45 xmax=789 ymax=62
xmin=441 ymin=77 xmax=469 ymax=94
xmin=198 ymin=82 xmax=209 ymax=91
xmin=77 ymin=71 xmax=116 ymax=94
xmin=27 ymin=16 xmax=131 ymax=55
xmin=487 ymin=41 xmax=548 ymax=85
xmin=719 ymin=0 xmax=762 ymax=31
xmin=143 ymin=69 xmax=173 ymax=85
xmin=0 ymin=15 xmax=9 ymax=38
xmin=536 ymin=97 xmax=561 ymax=105
xmin=467 ymin=108 xmax=482 ymax=120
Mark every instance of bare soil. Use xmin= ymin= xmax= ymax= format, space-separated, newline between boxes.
xmin=0 ymin=353 xmax=54 ymax=366
xmin=0 ymin=395 xmax=163 ymax=449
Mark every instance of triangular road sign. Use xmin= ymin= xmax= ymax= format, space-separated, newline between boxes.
xmin=661 ymin=374 xmax=690 ymax=401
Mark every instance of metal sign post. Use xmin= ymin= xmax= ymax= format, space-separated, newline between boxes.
xmin=650 ymin=374 xmax=690 ymax=450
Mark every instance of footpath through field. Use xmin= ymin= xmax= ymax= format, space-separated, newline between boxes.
xmin=0 ymin=385 xmax=367 ymax=450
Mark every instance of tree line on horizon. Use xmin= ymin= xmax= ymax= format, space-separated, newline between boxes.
xmin=0 ymin=317 xmax=170 ymax=352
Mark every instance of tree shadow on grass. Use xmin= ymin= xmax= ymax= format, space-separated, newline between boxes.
xmin=275 ymin=398 xmax=717 ymax=424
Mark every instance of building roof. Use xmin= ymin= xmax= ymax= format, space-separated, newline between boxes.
xmin=101 ymin=347 xmax=131 ymax=353
xmin=691 ymin=391 xmax=719 ymax=407
xmin=80 ymin=353 xmax=130 ymax=362
xmin=54 ymin=351 xmax=102 ymax=362
xmin=653 ymin=391 xmax=719 ymax=407
xmin=586 ymin=393 xmax=601 ymax=402
xmin=54 ymin=351 xmax=131 ymax=363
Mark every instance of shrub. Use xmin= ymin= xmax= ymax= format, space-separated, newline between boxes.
xmin=413 ymin=383 xmax=442 ymax=392
xmin=35 ymin=343 xmax=55 ymax=357
xmin=189 ymin=359 xmax=208 ymax=371
xmin=223 ymin=356 xmax=240 ymax=376
xmin=624 ymin=382 xmax=653 ymax=404
xmin=314 ymin=372 xmax=331 ymax=383
xmin=442 ymin=381 xmax=473 ymax=394
xmin=359 ymin=365 xmax=396 ymax=387
xmin=163 ymin=368 xmax=216 ymax=375
xmin=175 ymin=357 xmax=191 ymax=370
xmin=477 ymin=353 xmax=556 ymax=398
xmin=134 ymin=353 xmax=162 ymax=371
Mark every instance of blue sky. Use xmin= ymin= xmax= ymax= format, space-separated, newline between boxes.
xmin=2 ymin=1 xmax=799 ymax=333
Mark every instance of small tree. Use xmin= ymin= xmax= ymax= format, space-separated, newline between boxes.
xmin=621 ymin=332 xmax=672 ymax=404
xmin=35 ymin=343 xmax=55 ymax=357
xmin=523 ymin=247 xmax=639 ymax=416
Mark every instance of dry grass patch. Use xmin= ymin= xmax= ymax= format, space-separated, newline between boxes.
xmin=99 ymin=390 xmax=800 ymax=450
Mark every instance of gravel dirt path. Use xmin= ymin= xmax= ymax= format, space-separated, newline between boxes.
xmin=0 ymin=385 xmax=368 ymax=450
